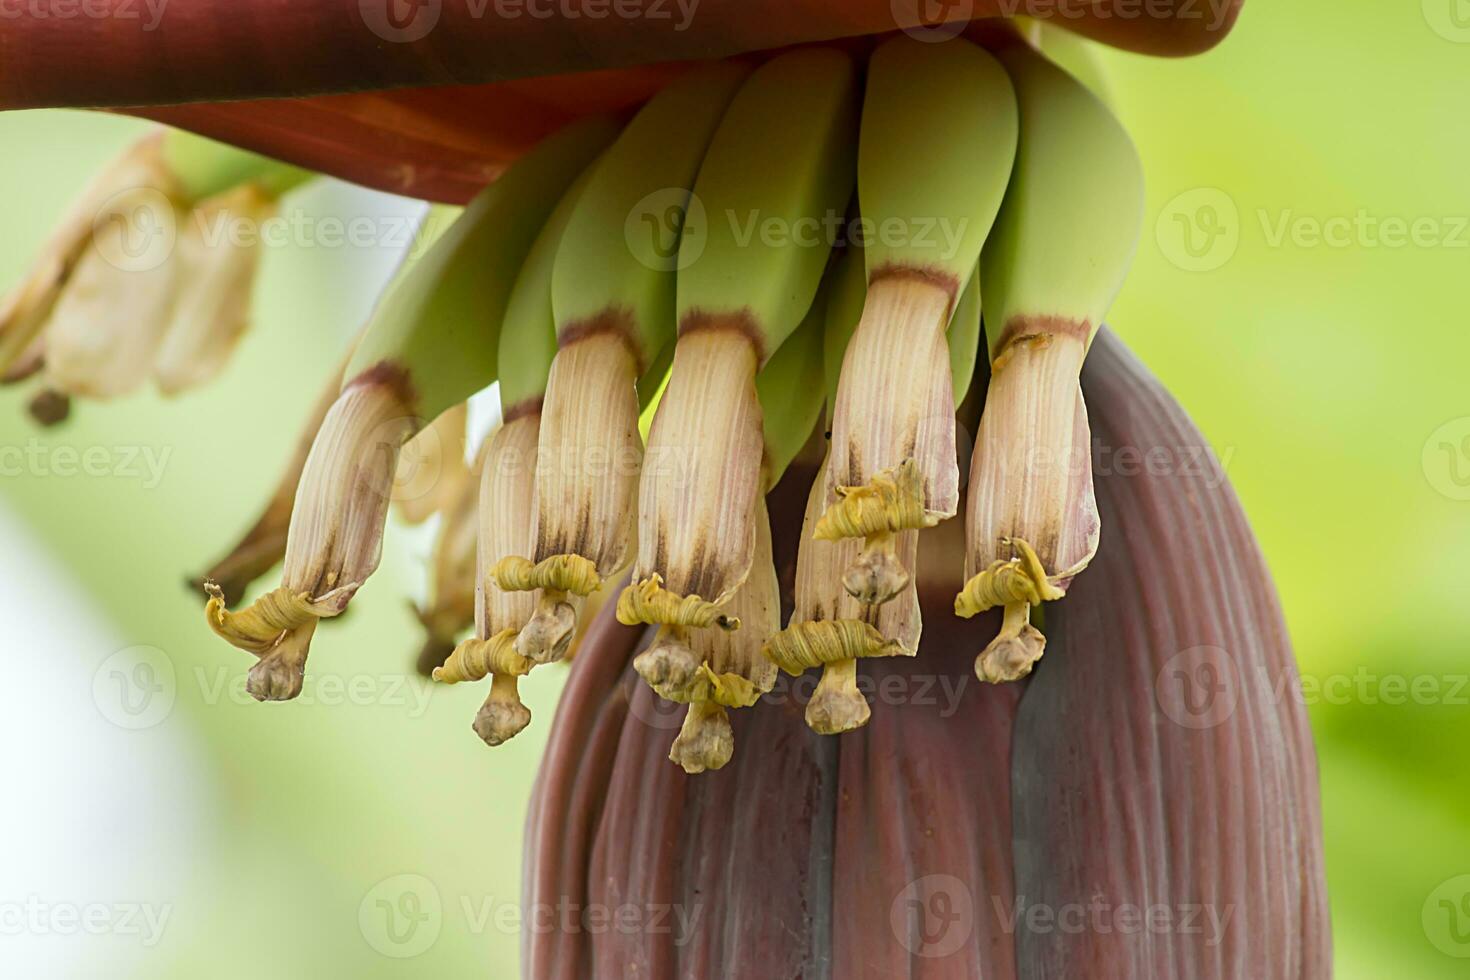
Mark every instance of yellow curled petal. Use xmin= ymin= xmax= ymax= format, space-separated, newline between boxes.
xmin=615 ymin=575 xmax=738 ymax=630
xmin=492 ymin=554 xmax=602 ymax=596
xmin=433 ymin=629 xmax=533 ymax=684
xmin=690 ymin=664 xmax=764 ymax=709
xmin=204 ymin=582 xmax=340 ymax=655
xmin=954 ymin=537 xmax=1066 ymax=617
xmin=813 ymin=459 xmax=934 ymax=541
xmin=762 ymin=619 xmax=908 ymax=676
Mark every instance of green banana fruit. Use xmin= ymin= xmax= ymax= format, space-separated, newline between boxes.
xmin=957 ymin=34 xmax=1144 ymax=684
xmin=500 ymin=63 xmax=751 ymax=662
xmin=620 ymin=47 xmax=860 ymax=708
xmin=434 ymin=156 xmax=603 ymax=747
xmin=820 ymin=34 xmax=1018 ymax=613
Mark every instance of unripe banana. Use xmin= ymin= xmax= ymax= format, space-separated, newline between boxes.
xmin=958 ymin=34 xmax=1144 ymax=685
xmin=622 ymin=48 xmax=860 ymax=706
xmin=656 ymin=271 xmax=830 ymax=771
xmin=189 ymin=205 xmax=461 ymax=608
xmin=204 ymin=117 xmax=618 ymax=704
xmin=764 ymin=245 xmax=922 ymax=734
xmin=822 ymin=35 xmax=1018 ymax=612
xmin=503 ymin=63 xmax=751 ymax=662
xmin=435 ymin=152 xmax=604 ymax=747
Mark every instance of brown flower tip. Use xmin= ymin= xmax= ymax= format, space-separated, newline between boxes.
xmin=27 ymin=388 xmax=70 ymax=426
xmin=204 ymin=580 xmax=347 ymax=702
xmin=633 ymin=626 xmax=701 ymax=702
xmin=436 ymin=632 xmax=537 ymax=747
xmin=764 ymin=619 xmax=906 ymax=735
xmin=804 ymin=658 xmax=870 ymax=735
xmin=976 ymin=602 xmax=1047 ymax=684
xmin=472 ymin=673 xmax=533 ymax=748
xmin=669 ymin=700 xmax=733 ymax=775
xmin=245 ymin=624 xmax=314 ymax=702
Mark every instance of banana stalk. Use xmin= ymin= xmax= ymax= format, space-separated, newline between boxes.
xmin=204 ymin=118 xmax=618 ymax=703
xmin=957 ymin=35 xmax=1144 ymax=684
xmin=621 ymin=49 xmax=860 ymax=705
xmin=501 ymin=63 xmax=751 ymax=661
xmin=821 ymin=35 xmax=1017 ymax=610
xmin=434 ymin=154 xmax=603 ymax=746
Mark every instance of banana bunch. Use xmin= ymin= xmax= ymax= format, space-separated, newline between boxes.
xmin=490 ymin=63 xmax=752 ymax=665
xmin=163 ymin=27 xmax=1145 ymax=766
xmin=0 ymin=128 xmax=312 ymax=423
xmin=203 ymin=117 xmax=618 ymax=702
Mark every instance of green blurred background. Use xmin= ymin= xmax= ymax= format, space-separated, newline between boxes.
xmin=1 ymin=1 xmax=1466 ymax=976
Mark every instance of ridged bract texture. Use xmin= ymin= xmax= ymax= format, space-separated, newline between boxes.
xmin=522 ymin=329 xmax=1329 ymax=978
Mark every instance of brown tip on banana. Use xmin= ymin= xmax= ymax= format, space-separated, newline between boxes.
xmin=669 ymin=700 xmax=734 ymax=775
xmin=976 ymin=601 xmax=1048 ymax=684
xmin=473 ymin=673 xmax=533 ymax=747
